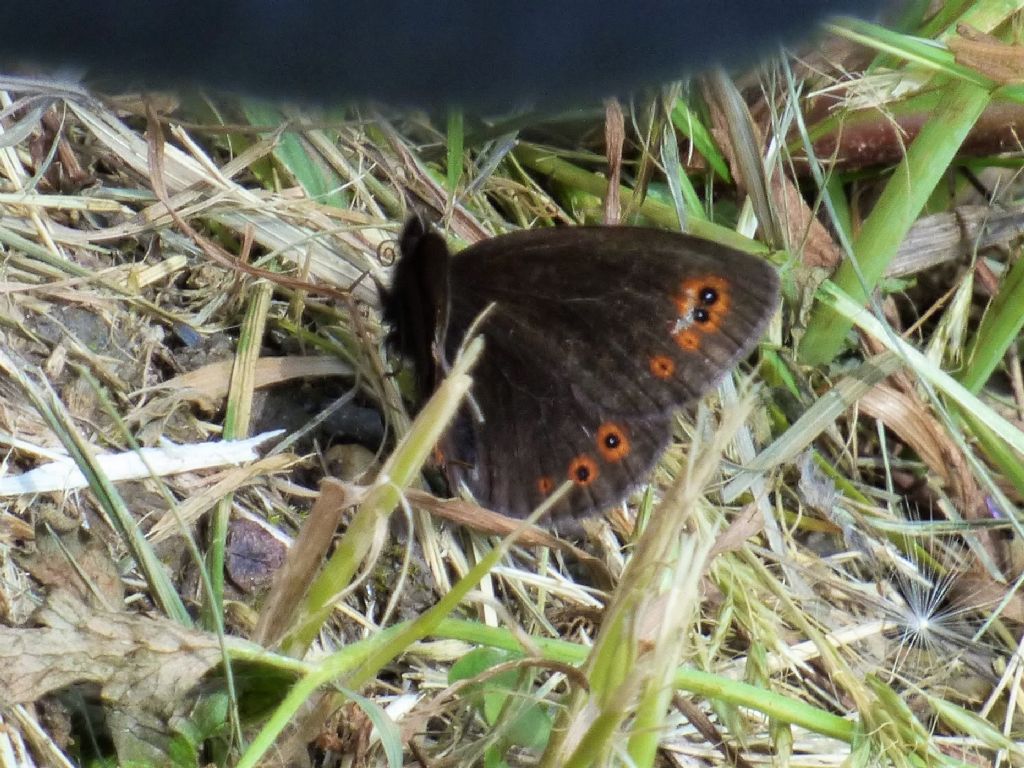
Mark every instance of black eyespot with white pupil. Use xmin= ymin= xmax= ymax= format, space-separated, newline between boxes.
xmin=700 ymin=287 xmax=718 ymax=304
xmin=693 ymin=307 xmax=710 ymax=323
xmin=604 ymin=433 xmax=620 ymax=449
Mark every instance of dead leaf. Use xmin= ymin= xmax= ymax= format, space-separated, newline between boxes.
xmin=949 ymin=24 xmax=1024 ymax=85
xmin=859 ymin=383 xmax=983 ymax=520
xmin=1 ymin=596 xmax=223 ymax=707
xmin=0 ymin=593 xmax=244 ymax=766
xmin=770 ymin=168 xmax=844 ymax=270
xmin=17 ymin=522 xmax=123 ymax=610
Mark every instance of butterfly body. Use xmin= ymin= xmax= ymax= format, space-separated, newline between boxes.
xmin=382 ymin=219 xmax=779 ymax=525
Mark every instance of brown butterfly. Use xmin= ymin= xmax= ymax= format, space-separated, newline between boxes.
xmin=381 ymin=218 xmax=779 ymax=525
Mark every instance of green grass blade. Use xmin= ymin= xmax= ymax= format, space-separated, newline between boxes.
xmin=447 ymin=109 xmax=465 ymax=196
xmin=959 ymin=253 xmax=1024 ymax=392
xmin=799 ymin=78 xmax=991 ymax=365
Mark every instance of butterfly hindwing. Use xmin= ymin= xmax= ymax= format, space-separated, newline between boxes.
xmin=442 ymin=340 xmax=675 ymax=521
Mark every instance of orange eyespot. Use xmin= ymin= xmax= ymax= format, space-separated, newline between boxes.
xmin=677 ymin=275 xmax=731 ymax=332
xmin=674 ymin=329 xmax=701 ymax=351
xmin=681 ymin=275 xmax=731 ymax=303
xmin=596 ymin=422 xmax=630 ymax=462
xmin=649 ymin=354 xmax=675 ymax=379
xmin=537 ymin=475 xmax=554 ymax=495
xmin=567 ymin=455 xmax=599 ymax=486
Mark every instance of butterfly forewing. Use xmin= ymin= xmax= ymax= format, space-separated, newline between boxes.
xmin=447 ymin=227 xmax=778 ymax=415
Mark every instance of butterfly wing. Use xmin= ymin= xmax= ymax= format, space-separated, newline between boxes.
xmin=441 ymin=226 xmax=779 ymax=522
xmin=442 ymin=328 xmax=676 ymax=522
